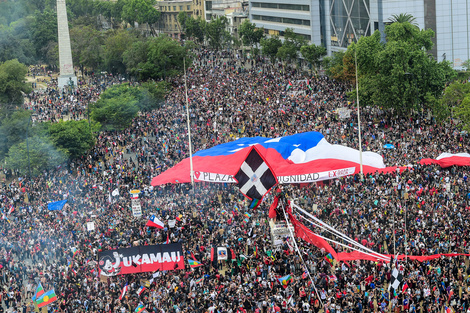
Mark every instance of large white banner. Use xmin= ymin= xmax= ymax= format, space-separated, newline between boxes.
xmin=192 ymin=167 xmax=356 ymax=184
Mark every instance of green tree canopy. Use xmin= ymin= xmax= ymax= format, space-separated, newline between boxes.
xmin=322 ymin=51 xmax=346 ymax=80
xmin=70 ymin=25 xmax=104 ymax=72
xmin=345 ymin=22 xmax=456 ymax=113
xmin=455 ymin=95 xmax=470 ymax=131
xmin=177 ymin=11 xmax=189 ymax=35
xmin=185 ymin=16 xmax=205 ymax=43
xmin=91 ymin=94 xmax=139 ymax=131
xmin=260 ymin=36 xmax=282 ymax=62
xmin=388 ymin=13 xmax=418 ymax=26
xmin=103 ymin=29 xmax=139 ymax=74
xmin=0 ymin=109 xmax=31 ymax=159
xmin=124 ymin=35 xmax=190 ymax=81
xmin=5 ymin=135 xmax=67 ymax=176
xmin=238 ymin=20 xmax=264 ymax=49
xmin=31 ymin=9 xmax=57 ymax=63
xmin=0 ymin=59 xmax=31 ymax=107
xmin=98 ymin=83 xmax=163 ymax=112
xmin=276 ymin=29 xmax=306 ymax=62
xmin=121 ymin=0 xmax=160 ymax=35
xmin=47 ymin=120 xmax=97 ymax=158
xmin=300 ymin=43 xmax=326 ymax=73
xmin=90 ymin=83 xmax=168 ymax=131
xmin=122 ymin=39 xmax=149 ymax=78
xmin=205 ymin=16 xmax=230 ymax=50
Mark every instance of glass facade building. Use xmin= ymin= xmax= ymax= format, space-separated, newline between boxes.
xmin=250 ymin=0 xmax=470 ymax=69
xmin=329 ymin=0 xmax=371 ymax=49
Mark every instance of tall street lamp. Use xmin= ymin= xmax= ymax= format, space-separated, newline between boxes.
xmin=26 ymin=115 xmax=32 ymax=177
xmin=354 ymin=50 xmax=363 ymax=178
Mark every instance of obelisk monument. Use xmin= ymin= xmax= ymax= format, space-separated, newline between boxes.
xmin=57 ymin=0 xmax=77 ymax=89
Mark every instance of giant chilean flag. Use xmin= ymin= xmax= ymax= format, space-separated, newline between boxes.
xmin=151 ymin=131 xmax=395 ymax=186
xmin=420 ymin=153 xmax=470 ymax=168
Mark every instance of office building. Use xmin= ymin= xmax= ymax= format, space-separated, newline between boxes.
xmin=250 ymin=0 xmax=470 ymax=69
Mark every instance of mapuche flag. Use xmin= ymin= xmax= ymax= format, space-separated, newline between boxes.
xmin=36 ymin=289 xmax=58 ymax=308
xmin=278 ymin=275 xmax=294 ymax=288
xmin=188 ymin=259 xmax=203 ymax=268
xmin=32 ymin=283 xmax=45 ymax=301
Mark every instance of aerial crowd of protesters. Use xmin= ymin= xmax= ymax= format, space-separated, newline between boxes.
xmin=0 ymin=49 xmax=469 ymax=313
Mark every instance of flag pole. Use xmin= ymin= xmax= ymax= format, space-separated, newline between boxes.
xmin=183 ymin=55 xmax=194 ymax=187
xmin=355 ymin=49 xmax=364 ymax=179
xmin=393 ymin=200 xmax=396 ymax=261
xmin=404 ymin=203 xmax=407 ymax=263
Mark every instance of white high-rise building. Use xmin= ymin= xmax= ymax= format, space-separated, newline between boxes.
xmin=250 ymin=0 xmax=470 ymax=69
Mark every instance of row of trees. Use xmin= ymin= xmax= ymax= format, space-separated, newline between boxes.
xmin=0 ymin=0 xmax=328 ymax=74
xmin=0 ymin=110 xmax=95 ymax=176
xmin=0 ymin=79 xmax=168 ymax=176
xmin=0 ymin=53 xmax=169 ymax=175
xmin=320 ymin=21 xmax=456 ymax=117
xmin=179 ymin=16 xmax=327 ymax=72
xmin=0 ymin=0 xmax=161 ymax=66
xmin=71 ymin=30 xmax=191 ymax=80
xmin=237 ymin=18 xmax=470 ymax=129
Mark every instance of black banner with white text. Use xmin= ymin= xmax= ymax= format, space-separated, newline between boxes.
xmin=98 ymin=243 xmax=184 ymax=276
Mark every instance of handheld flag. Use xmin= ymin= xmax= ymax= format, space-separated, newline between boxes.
xmin=36 ymin=289 xmax=58 ymax=308
xmin=135 ymin=304 xmax=146 ymax=313
xmin=146 ymin=215 xmax=164 ymax=229
xmin=307 ymin=79 xmax=313 ymax=91
xmin=390 ymin=268 xmax=403 ymax=291
xmin=71 ymin=247 xmax=79 ymax=257
xmin=136 ymin=286 xmax=146 ymax=296
xmin=188 ymin=259 xmax=203 ymax=268
xmin=402 ymin=281 xmax=409 ymax=293
xmin=234 ymin=146 xmax=277 ymax=203
xmin=286 ymin=81 xmax=293 ymax=90
xmin=249 ymin=198 xmax=261 ymax=209
xmin=278 ymin=275 xmax=294 ymax=288
xmin=325 ymin=253 xmax=334 ymax=266
xmin=195 ymin=277 xmax=204 ymax=284
xmin=176 ymin=214 xmax=182 ymax=221
xmin=47 ymin=200 xmax=67 ymax=211
xmin=32 ymin=283 xmax=45 ymax=301
xmin=119 ymin=283 xmax=128 ymax=300
xmin=217 ymin=247 xmax=228 ymax=260
xmin=190 ymin=251 xmax=198 ymax=261
xmin=210 ymin=247 xmax=217 ymax=267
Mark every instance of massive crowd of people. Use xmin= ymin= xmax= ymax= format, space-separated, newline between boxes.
xmin=0 ymin=49 xmax=469 ymax=313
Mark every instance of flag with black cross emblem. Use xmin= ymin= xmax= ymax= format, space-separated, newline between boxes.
xmin=390 ymin=267 xmax=403 ymax=291
xmin=234 ymin=146 xmax=278 ymax=207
